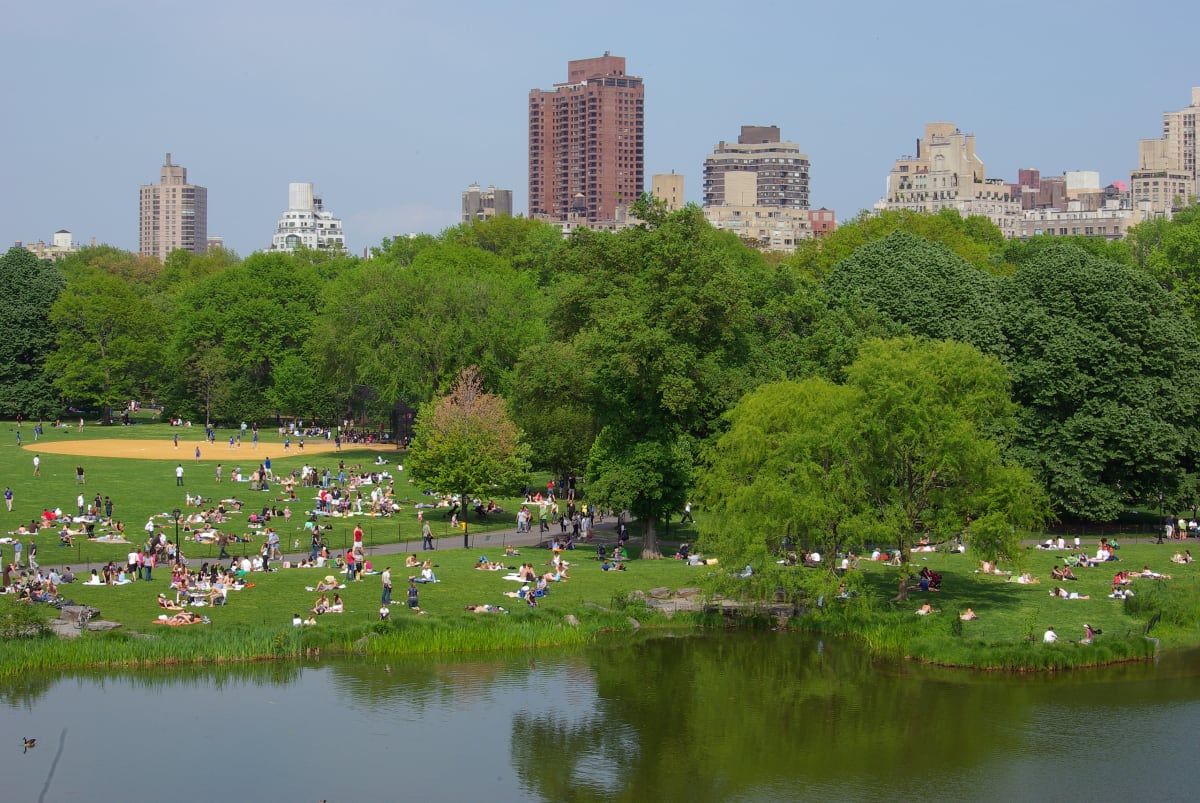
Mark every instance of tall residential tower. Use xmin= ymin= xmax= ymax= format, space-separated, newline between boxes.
xmin=528 ymin=54 xmax=644 ymax=223
xmin=139 ymin=153 xmax=208 ymax=260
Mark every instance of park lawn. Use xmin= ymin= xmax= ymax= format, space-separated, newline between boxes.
xmin=53 ymin=543 xmax=698 ymax=634
xmin=1 ymin=423 xmax=528 ymax=567
xmin=824 ymin=542 xmax=1199 ymax=665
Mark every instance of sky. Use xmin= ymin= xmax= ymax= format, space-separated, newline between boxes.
xmin=1 ymin=0 xmax=1197 ymax=257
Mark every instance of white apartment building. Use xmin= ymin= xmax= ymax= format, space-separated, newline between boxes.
xmin=270 ymin=182 xmax=345 ymax=252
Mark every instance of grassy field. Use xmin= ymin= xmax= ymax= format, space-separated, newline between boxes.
xmin=796 ymin=542 xmax=1196 ymax=669
xmin=1 ymin=419 xmax=523 ymax=567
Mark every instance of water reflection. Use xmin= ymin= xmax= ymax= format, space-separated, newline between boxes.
xmin=2 ymin=636 xmax=1198 ymax=802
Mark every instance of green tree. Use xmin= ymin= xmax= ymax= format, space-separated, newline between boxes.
xmin=999 ymin=243 xmax=1200 ymax=520
xmin=0 ymin=247 xmax=66 ymax=416
xmin=697 ymin=338 xmax=1048 ymax=600
xmin=311 ymin=242 xmax=546 ymax=411
xmin=788 ymin=208 xmax=1006 ymax=279
xmin=508 ymin=341 xmax=596 ymax=476
xmin=823 ymin=230 xmax=1005 ymax=355
xmin=44 ymin=268 xmax=167 ymax=418
xmin=557 ymin=208 xmax=773 ymax=557
xmin=407 ymin=367 xmax=531 ymax=531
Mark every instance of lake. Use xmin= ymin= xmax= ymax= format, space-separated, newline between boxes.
xmin=2 ymin=632 xmax=1197 ymax=802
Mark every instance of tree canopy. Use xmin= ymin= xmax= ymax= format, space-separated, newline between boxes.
xmin=697 ymin=338 xmax=1049 ymax=598
xmin=406 ymin=367 xmax=531 ymax=512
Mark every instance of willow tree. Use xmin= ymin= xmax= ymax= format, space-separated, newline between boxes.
xmin=406 ymin=367 xmax=531 ymax=543
xmin=698 ymin=338 xmax=1049 ymax=600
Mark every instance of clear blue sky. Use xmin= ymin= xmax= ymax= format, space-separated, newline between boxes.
xmin=1 ymin=0 xmax=1196 ymax=257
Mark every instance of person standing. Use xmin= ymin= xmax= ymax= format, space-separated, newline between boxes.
xmin=4 ymin=486 xmax=12 ymax=512
xmin=195 ymin=445 xmax=201 ymax=461
xmin=174 ymin=433 xmax=179 ymax=449
xmin=32 ymin=454 xmax=40 ymax=476
xmin=215 ymin=463 xmax=223 ymax=483
xmin=176 ymin=464 xmax=185 ymax=486
xmin=76 ymin=464 xmax=85 ymax=484
xmin=422 ymin=520 xmax=434 ymax=550
xmin=13 ymin=538 xmax=23 ymax=567
xmin=27 ymin=540 xmax=38 ymax=572
xmin=381 ymin=566 xmax=392 ymax=605
xmin=353 ymin=523 xmax=364 ymax=554
xmin=76 ymin=493 xmax=85 ymax=516
xmin=104 ymin=496 xmax=113 ymax=520
xmin=680 ymin=501 xmax=694 ymax=524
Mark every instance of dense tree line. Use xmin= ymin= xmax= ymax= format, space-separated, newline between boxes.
xmin=3 ymin=201 xmax=1200 ymax=536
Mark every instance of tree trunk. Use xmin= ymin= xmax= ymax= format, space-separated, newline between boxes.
xmin=641 ymin=516 xmax=662 ymax=560
xmin=891 ymin=573 xmax=909 ymax=604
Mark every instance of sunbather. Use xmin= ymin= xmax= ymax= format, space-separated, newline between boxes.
xmin=1050 ymin=586 xmax=1090 ymax=600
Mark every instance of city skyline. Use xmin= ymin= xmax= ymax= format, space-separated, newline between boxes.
xmin=1 ymin=0 xmax=1197 ymax=256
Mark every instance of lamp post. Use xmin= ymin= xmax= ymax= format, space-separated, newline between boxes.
xmin=172 ymin=507 xmax=182 ymax=559
xmin=1157 ymin=492 xmax=1165 ymax=544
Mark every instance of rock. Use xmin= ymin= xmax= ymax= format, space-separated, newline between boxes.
xmin=627 ymin=617 xmax=641 ymax=631
xmin=630 ymin=590 xmax=647 ymax=599
xmin=648 ymin=587 xmax=671 ymax=599
xmin=674 ymin=588 xmax=702 ymax=599
xmin=564 ymin=614 xmax=580 ymax=627
xmin=59 ymin=605 xmax=100 ymax=625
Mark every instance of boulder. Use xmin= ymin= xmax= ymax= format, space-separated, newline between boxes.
xmin=564 ymin=614 xmax=580 ymax=627
xmin=627 ymin=617 xmax=641 ymax=631
xmin=648 ymin=587 xmax=671 ymax=599
xmin=674 ymin=588 xmax=702 ymax=599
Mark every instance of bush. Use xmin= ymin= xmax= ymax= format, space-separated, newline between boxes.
xmin=0 ymin=598 xmax=54 ymax=640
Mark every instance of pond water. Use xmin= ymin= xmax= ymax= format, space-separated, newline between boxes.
xmin=2 ymin=633 xmax=1198 ymax=802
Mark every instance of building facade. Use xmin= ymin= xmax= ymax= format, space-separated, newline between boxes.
xmin=269 ymin=182 xmax=345 ymax=252
xmin=461 ymin=184 xmax=513 ymax=223
xmin=701 ymin=125 xmax=821 ymax=252
xmin=19 ymin=230 xmax=81 ymax=261
xmin=651 ymin=173 xmax=684 ymax=211
xmin=139 ymin=153 xmax=208 ymax=260
xmin=879 ymin=122 xmax=1019 ymax=237
xmin=703 ymin=125 xmax=810 ymax=210
xmin=1133 ymin=88 xmax=1200 ymax=215
xmin=528 ymin=54 xmax=645 ymax=223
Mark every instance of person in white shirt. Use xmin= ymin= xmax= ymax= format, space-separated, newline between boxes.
xmin=1043 ymin=627 xmax=1058 ymax=644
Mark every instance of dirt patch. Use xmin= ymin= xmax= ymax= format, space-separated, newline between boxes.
xmin=26 ymin=439 xmax=392 ymax=461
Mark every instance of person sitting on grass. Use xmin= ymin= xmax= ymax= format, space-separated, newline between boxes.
xmin=292 ymin=613 xmax=303 ymax=626
xmin=315 ymin=575 xmax=339 ymax=592
xmin=405 ymin=554 xmax=422 ymax=568
xmin=915 ymin=602 xmax=935 ymax=615
xmin=959 ymin=608 xmax=978 ymax=621
xmin=504 ymin=544 xmax=519 ymax=557
xmin=327 ymin=593 xmax=344 ymax=613
xmin=378 ymin=605 xmax=390 ymax=621
xmin=1080 ymin=623 xmax=1098 ymax=645
xmin=311 ymin=593 xmax=329 ymax=615
xmin=1050 ymin=586 xmax=1090 ymax=600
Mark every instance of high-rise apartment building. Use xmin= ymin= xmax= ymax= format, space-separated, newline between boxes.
xmin=879 ymin=122 xmax=1019 ymax=237
xmin=1132 ymin=88 xmax=1200 ymax=215
xmin=462 ymin=184 xmax=513 ymax=223
xmin=528 ymin=54 xmax=644 ymax=223
xmin=269 ymin=182 xmax=345 ymax=252
xmin=701 ymin=126 xmax=818 ymax=252
xmin=703 ymin=125 xmax=810 ymax=209
xmin=139 ymin=153 xmax=208 ymax=260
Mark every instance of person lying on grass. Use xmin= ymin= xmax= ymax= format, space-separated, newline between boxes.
xmin=959 ymin=608 xmax=978 ymax=620
xmin=155 ymin=611 xmax=206 ymax=625
xmin=1050 ymin=587 xmax=1090 ymax=600
xmin=1138 ymin=566 xmax=1172 ymax=580
xmin=465 ymin=605 xmax=506 ymax=613
xmin=157 ymin=594 xmax=183 ymax=611
xmin=915 ymin=602 xmax=937 ymax=615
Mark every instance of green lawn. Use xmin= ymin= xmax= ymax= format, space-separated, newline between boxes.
xmin=2 ymin=421 xmax=523 ymax=567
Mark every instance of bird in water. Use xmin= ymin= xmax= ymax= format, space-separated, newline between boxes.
xmin=23 ymin=737 xmax=36 ymax=753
